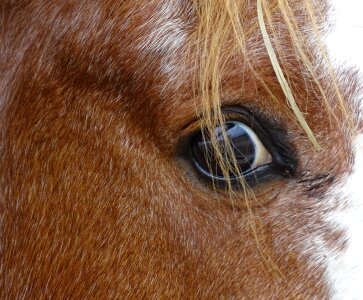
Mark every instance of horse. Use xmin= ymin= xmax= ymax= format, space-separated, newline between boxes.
xmin=0 ymin=0 xmax=362 ymax=298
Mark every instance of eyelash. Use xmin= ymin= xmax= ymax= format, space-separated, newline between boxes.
xmin=179 ymin=106 xmax=297 ymax=189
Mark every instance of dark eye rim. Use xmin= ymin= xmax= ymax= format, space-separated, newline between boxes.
xmin=186 ymin=106 xmax=297 ymax=188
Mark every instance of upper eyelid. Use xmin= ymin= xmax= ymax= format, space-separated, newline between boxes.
xmin=180 ymin=119 xmax=203 ymax=138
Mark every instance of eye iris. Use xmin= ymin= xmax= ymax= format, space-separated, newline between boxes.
xmin=191 ymin=121 xmax=256 ymax=178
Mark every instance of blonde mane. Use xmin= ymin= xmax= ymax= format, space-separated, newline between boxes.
xmin=191 ymin=0 xmax=350 ymax=189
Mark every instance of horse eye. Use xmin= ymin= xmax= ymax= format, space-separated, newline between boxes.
xmin=191 ymin=121 xmax=272 ymax=180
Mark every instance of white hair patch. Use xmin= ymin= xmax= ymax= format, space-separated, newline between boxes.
xmin=324 ymin=134 xmax=363 ymax=300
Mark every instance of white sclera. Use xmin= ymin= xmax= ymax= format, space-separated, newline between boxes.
xmin=227 ymin=121 xmax=272 ymax=170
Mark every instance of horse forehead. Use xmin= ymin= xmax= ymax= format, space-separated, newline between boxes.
xmin=119 ymin=0 xmax=193 ymax=99
xmin=137 ymin=1 xmax=189 ymax=53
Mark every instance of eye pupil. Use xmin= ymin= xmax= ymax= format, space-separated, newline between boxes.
xmin=191 ymin=121 xmax=256 ymax=178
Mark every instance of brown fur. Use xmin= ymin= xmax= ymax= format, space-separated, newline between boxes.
xmin=0 ymin=0 xmax=360 ymax=299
